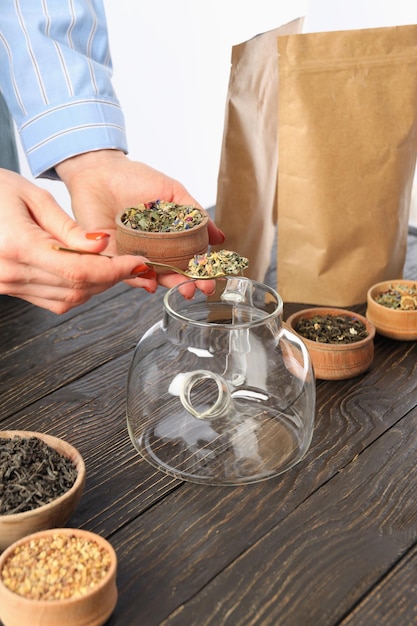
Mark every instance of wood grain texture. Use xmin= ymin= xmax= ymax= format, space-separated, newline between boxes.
xmin=0 ymin=228 xmax=416 ymax=626
xmin=158 ymin=407 xmax=417 ymax=625
xmin=340 ymin=544 xmax=417 ymax=626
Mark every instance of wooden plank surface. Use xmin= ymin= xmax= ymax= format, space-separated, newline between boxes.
xmin=157 ymin=406 xmax=417 ymax=625
xmin=340 ymin=544 xmax=417 ymax=626
xmin=2 ymin=304 xmax=415 ymax=624
xmin=0 ymin=229 xmax=416 ymax=626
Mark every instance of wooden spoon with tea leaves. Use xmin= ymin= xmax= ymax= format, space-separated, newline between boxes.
xmin=53 ymin=246 xmax=249 ymax=280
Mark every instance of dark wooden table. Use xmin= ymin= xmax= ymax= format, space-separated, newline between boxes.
xmin=1 ymin=230 xmax=416 ymax=626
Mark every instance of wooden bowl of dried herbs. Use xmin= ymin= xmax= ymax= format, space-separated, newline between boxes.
xmin=0 ymin=527 xmax=117 ymax=626
xmin=115 ymin=200 xmax=209 ymax=272
xmin=0 ymin=431 xmax=85 ymax=552
xmin=286 ymin=307 xmax=375 ymax=380
xmin=366 ymin=280 xmax=417 ymax=341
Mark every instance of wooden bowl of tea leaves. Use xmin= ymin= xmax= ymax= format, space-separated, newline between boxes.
xmin=115 ymin=200 xmax=209 ymax=271
xmin=0 ymin=527 xmax=117 ymax=626
xmin=286 ymin=307 xmax=376 ymax=380
xmin=0 ymin=431 xmax=85 ymax=552
xmin=366 ymin=280 xmax=417 ymax=341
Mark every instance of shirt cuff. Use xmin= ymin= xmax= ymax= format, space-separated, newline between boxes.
xmin=18 ymin=97 xmax=128 ymax=179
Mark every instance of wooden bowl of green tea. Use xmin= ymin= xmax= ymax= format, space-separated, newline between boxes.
xmin=286 ymin=307 xmax=376 ymax=380
xmin=0 ymin=431 xmax=85 ymax=552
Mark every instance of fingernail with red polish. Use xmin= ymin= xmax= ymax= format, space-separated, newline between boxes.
xmin=131 ymin=265 xmax=157 ymax=280
xmin=85 ymin=232 xmax=110 ymax=240
xmin=141 ymin=270 xmax=158 ymax=280
xmin=131 ymin=263 xmax=150 ymax=275
xmin=143 ymin=286 xmax=156 ymax=294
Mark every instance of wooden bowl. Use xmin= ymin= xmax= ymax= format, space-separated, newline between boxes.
xmin=366 ymin=280 xmax=417 ymax=341
xmin=286 ymin=308 xmax=375 ymax=380
xmin=0 ymin=528 xmax=117 ymax=626
xmin=0 ymin=431 xmax=85 ymax=552
xmin=115 ymin=208 xmax=209 ymax=271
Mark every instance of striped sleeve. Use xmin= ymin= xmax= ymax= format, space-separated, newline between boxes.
xmin=0 ymin=0 xmax=128 ymax=178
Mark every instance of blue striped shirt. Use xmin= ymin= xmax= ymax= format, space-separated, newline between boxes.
xmin=0 ymin=0 xmax=128 ymax=178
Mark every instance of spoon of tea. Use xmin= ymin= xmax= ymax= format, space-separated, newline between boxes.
xmin=52 ymin=246 xmax=245 ymax=280
xmin=143 ymin=260 xmax=229 ymax=279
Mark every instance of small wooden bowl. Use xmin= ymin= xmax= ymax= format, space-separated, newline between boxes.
xmin=0 ymin=528 xmax=117 ymax=626
xmin=286 ymin=308 xmax=375 ymax=380
xmin=0 ymin=431 xmax=85 ymax=552
xmin=366 ymin=280 xmax=417 ymax=341
xmin=115 ymin=208 xmax=209 ymax=272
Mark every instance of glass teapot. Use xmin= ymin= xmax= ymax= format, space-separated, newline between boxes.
xmin=127 ymin=277 xmax=315 ymax=485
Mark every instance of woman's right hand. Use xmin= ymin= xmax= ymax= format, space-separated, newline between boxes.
xmin=0 ymin=169 xmax=158 ymax=313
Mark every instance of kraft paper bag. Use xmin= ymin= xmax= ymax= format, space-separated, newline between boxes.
xmin=277 ymin=24 xmax=417 ymax=305
xmin=215 ymin=22 xmax=417 ymax=305
xmin=213 ymin=18 xmax=304 ymax=282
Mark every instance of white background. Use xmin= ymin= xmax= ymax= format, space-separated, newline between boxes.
xmin=15 ymin=0 xmax=417 ymax=225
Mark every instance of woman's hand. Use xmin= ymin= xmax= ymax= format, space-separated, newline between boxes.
xmin=56 ymin=150 xmax=225 ymax=297
xmin=0 ymin=168 xmax=160 ymax=313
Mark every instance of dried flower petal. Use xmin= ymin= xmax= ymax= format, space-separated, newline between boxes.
xmin=374 ymin=283 xmax=417 ymax=310
xmin=187 ymin=250 xmax=249 ymax=277
xmin=120 ymin=200 xmax=204 ymax=232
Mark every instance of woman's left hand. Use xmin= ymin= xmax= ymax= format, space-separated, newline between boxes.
xmin=56 ymin=150 xmax=225 ymax=297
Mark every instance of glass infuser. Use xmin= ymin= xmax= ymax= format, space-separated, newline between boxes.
xmin=126 ymin=277 xmax=316 ymax=485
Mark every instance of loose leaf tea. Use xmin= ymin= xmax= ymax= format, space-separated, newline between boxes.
xmin=187 ymin=250 xmax=249 ymax=277
xmin=0 ymin=436 xmax=78 ymax=515
xmin=295 ymin=314 xmax=368 ymax=344
xmin=1 ymin=533 xmax=111 ymax=600
xmin=120 ymin=200 xmax=204 ymax=232
xmin=374 ymin=283 xmax=417 ymax=310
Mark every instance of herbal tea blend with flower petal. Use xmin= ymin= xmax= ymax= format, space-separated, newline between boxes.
xmin=187 ymin=250 xmax=249 ymax=277
xmin=374 ymin=283 xmax=417 ymax=310
xmin=295 ymin=314 xmax=368 ymax=344
xmin=0 ymin=436 xmax=78 ymax=515
xmin=120 ymin=200 xmax=204 ymax=232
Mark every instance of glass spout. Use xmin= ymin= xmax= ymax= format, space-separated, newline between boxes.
xmin=221 ymin=277 xmax=252 ymax=304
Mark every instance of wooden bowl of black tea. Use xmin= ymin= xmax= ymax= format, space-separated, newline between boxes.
xmin=0 ymin=431 xmax=85 ymax=552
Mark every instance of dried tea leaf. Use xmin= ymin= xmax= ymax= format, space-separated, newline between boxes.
xmin=295 ymin=314 xmax=368 ymax=344
xmin=120 ymin=200 xmax=204 ymax=232
xmin=374 ymin=283 xmax=417 ymax=310
xmin=187 ymin=250 xmax=249 ymax=277
xmin=0 ymin=436 xmax=78 ymax=515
